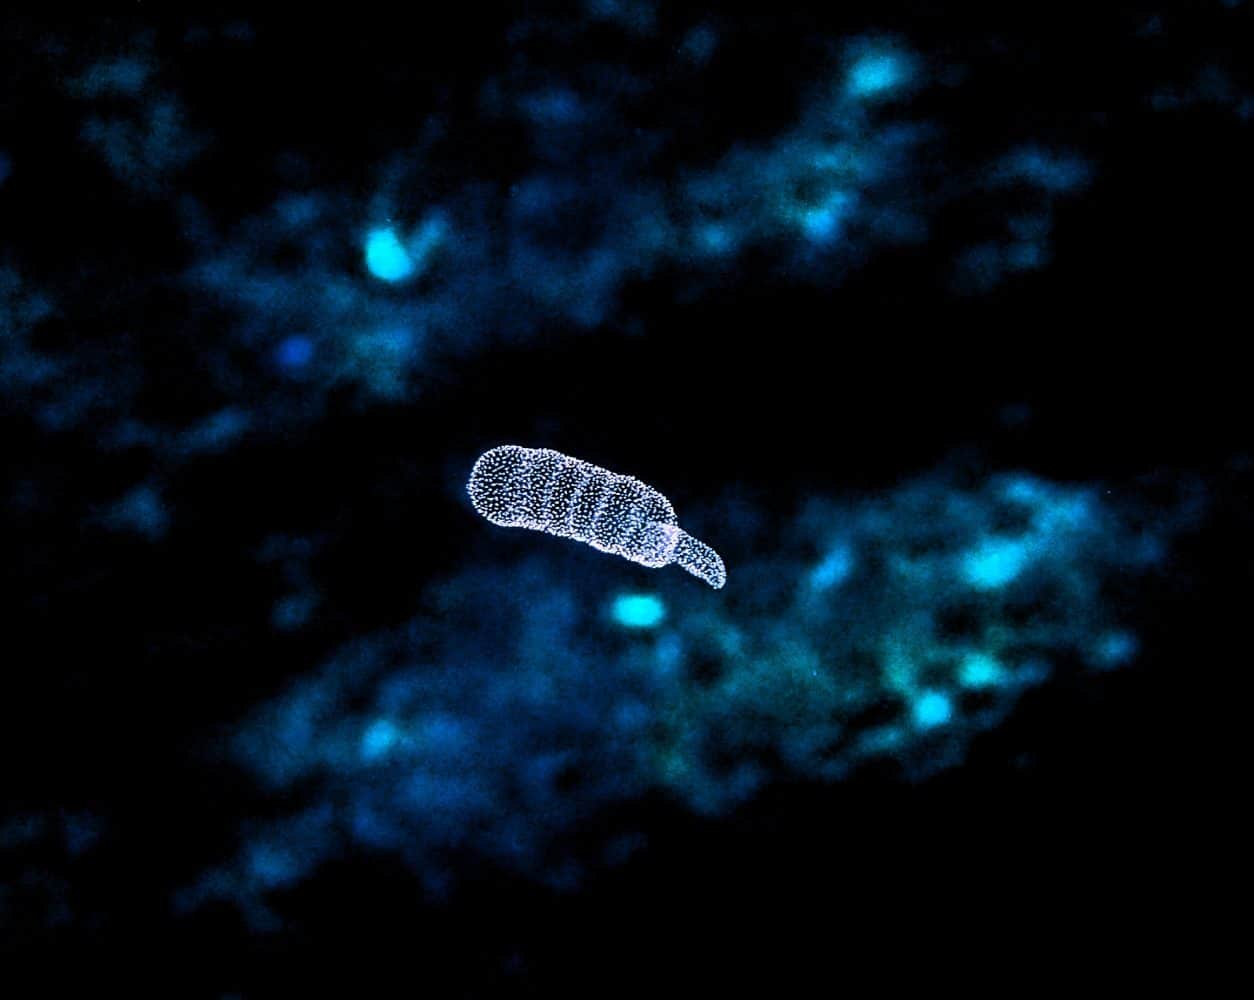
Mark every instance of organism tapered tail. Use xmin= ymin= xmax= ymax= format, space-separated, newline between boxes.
xmin=467 ymin=445 xmax=726 ymax=589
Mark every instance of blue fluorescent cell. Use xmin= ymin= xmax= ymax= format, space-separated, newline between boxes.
xmin=521 ymin=88 xmax=583 ymax=126
xmin=364 ymin=227 xmax=414 ymax=282
xmin=962 ymin=537 xmax=1030 ymax=589
xmin=247 ymin=843 xmax=299 ymax=888
xmin=1003 ymin=475 xmax=1044 ymax=504
xmin=696 ymin=222 xmax=734 ymax=255
xmin=372 ymin=326 xmax=413 ymax=355
xmin=682 ymin=24 xmax=717 ymax=63
xmin=272 ymin=591 xmax=317 ymax=631
xmin=360 ymin=719 xmax=400 ymax=761
xmin=276 ymin=335 xmax=314 ymax=370
xmin=847 ymin=51 xmax=907 ymax=98
xmin=912 ymin=690 xmax=953 ymax=729
xmin=958 ymin=652 xmax=1004 ymax=689
xmin=1001 ymin=148 xmax=1092 ymax=193
xmin=810 ymin=543 xmax=854 ymax=590
xmin=62 ymin=813 xmax=101 ymax=856
xmin=109 ymin=485 xmax=169 ymax=540
xmin=612 ymin=593 xmax=666 ymax=629
xmin=801 ymin=192 xmax=853 ymax=243
xmin=1093 ymin=631 xmax=1138 ymax=668
xmin=1006 ymin=242 xmax=1045 ymax=271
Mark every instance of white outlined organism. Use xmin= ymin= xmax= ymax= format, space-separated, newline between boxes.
xmin=468 ymin=445 xmax=726 ymax=588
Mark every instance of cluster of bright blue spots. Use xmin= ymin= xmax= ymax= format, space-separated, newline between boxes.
xmin=611 ymin=593 xmax=666 ymax=629
xmin=124 ymin=26 xmax=1096 ymax=438
xmin=364 ymin=227 xmax=415 ymax=283
xmin=178 ymin=467 xmax=1190 ymax=923
xmin=1 ymin=20 xmax=1122 ymax=464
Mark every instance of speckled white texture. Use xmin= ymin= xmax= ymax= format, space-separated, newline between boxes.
xmin=468 ymin=445 xmax=725 ymax=588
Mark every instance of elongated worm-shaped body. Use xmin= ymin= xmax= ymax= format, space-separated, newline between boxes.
xmin=467 ymin=445 xmax=726 ymax=589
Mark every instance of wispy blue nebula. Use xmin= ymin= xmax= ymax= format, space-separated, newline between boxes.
xmin=2 ymin=25 xmax=1101 ymax=457
xmin=177 ymin=467 xmax=1196 ymax=926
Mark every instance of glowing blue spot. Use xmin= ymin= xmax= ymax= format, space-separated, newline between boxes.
xmin=1003 ymin=476 xmax=1044 ymax=504
xmin=801 ymin=192 xmax=853 ymax=243
xmin=810 ymin=543 xmax=854 ymax=590
xmin=364 ymin=227 xmax=414 ymax=282
xmin=360 ymin=719 xmax=400 ymax=761
xmin=1092 ymin=631 xmax=1138 ymax=669
xmin=612 ymin=593 xmax=666 ymax=629
xmin=107 ymin=485 xmax=169 ymax=540
xmin=696 ymin=223 xmax=735 ymax=255
xmin=276 ymin=335 xmax=314 ymax=370
xmin=958 ymin=652 xmax=1004 ymax=689
xmin=912 ymin=690 xmax=953 ymax=729
xmin=962 ymin=537 xmax=1030 ymax=589
xmin=247 ymin=843 xmax=300 ymax=889
xmin=847 ymin=51 xmax=907 ymax=98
